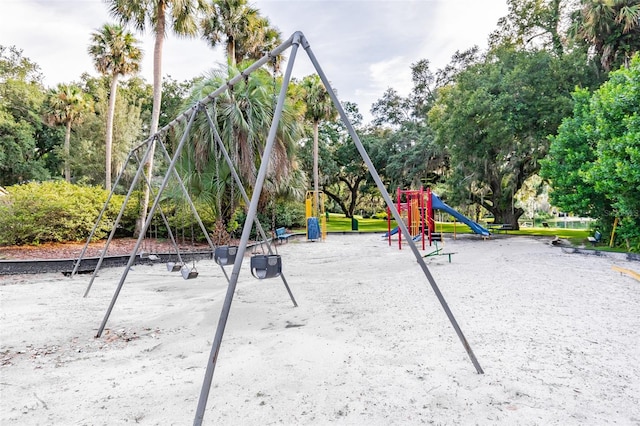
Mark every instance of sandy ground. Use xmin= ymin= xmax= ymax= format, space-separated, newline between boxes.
xmin=1 ymin=233 xmax=639 ymax=425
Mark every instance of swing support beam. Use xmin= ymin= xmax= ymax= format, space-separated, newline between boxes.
xmin=194 ymin=32 xmax=303 ymax=425
xmin=203 ymin=108 xmax=297 ymax=307
xmin=79 ymin=29 xmax=483 ymax=425
xmin=193 ymin=31 xmax=483 ymax=425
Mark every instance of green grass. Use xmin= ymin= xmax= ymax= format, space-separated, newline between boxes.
xmin=324 ymin=214 xmax=396 ymax=232
xmin=291 ymin=213 xmax=637 ymax=253
xmin=297 ymin=213 xmax=592 ymax=241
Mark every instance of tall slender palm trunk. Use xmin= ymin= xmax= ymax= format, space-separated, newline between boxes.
xmin=105 ymin=74 xmax=119 ymax=191
xmin=64 ymin=121 xmax=72 ymax=182
xmin=136 ymin=11 xmax=165 ymax=237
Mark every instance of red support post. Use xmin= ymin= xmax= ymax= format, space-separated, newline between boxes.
xmin=397 ymin=187 xmax=402 ymax=250
xmin=420 ymin=186 xmax=426 ymax=250
xmin=427 ymin=187 xmax=434 ymax=246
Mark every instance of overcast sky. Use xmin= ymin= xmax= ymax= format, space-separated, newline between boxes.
xmin=1 ymin=0 xmax=507 ymax=122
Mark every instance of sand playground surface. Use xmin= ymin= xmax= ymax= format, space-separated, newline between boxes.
xmin=1 ymin=233 xmax=639 ymax=425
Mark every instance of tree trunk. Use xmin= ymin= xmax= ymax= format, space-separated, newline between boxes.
xmin=136 ymin=9 xmax=165 ymax=237
xmin=346 ymin=183 xmax=359 ymax=218
xmin=491 ymin=206 xmax=524 ymax=230
xmin=324 ymin=189 xmax=350 ymax=218
xmin=227 ymin=36 xmax=235 ymax=67
xmin=64 ymin=120 xmax=71 ymax=182
xmin=105 ymin=74 xmax=119 ymax=191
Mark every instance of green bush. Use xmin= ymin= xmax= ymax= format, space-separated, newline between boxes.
xmin=373 ymin=211 xmax=388 ymax=220
xmin=230 ymin=201 xmax=305 ymax=239
xmin=159 ymin=201 xmax=217 ymax=243
xmin=0 ymin=181 xmax=130 ymax=245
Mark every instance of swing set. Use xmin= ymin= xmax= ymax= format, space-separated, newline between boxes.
xmin=73 ymin=32 xmax=484 ymax=425
xmin=74 ymin=74 xmax=296 ymax=302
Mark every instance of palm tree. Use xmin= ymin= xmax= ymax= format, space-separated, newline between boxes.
xmin=106 ymin=0 xmax=207 ymax=235
xmin=46 ymin=84 xmax=92 ymax=182
xmin=201 ymin=0 xmax=256 ymax=67
xmin=202 ymin=1 xmax=282 ymax=70
xmin=234 ymin=15 xmax=282 ymax=68
xmin=300 ymin=74 xmax=337 ymax=216
xmin=571 ymin=0 xmax=640 ymax=71
xmin=88 ymin=23 xmax=143 ymax=191
xmin=179 ymin=64 xmax=304 ymax=225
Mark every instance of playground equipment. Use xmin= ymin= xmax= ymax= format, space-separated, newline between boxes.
xmin=76 ymin=32 xmax=485 ymax=425
xmin=214 ymin=245 xmax=237 ymax=266
xmin=427 ymin=188 xmax=490 ymax=238
xmin=386 ymin=186 xmax=490 ymax=250
xmin=386 ymin=187 xmax=427 ymax=249
xmin=305 ymin=190 xmax=326 ymax=241
xmin=78 ymin=80 xmax=299 ymax=322
xmin=423 ymin=240 xmax=457 ymax=263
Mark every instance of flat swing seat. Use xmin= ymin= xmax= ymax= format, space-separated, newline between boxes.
xmin=181 ymin=265 xmax=198 ymax=280
xmin=250 ymin=254 xmax=282 ymax=279
xmin=166 ymin=262 xmax=183 ymax=272
xmin=140 ymin=252 xmax=159 ymax=261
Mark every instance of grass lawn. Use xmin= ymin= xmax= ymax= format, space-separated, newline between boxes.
xmin=298 ymin=213 xmax=592 ymax=243
xmin=289 ymin=213 xmax=640 ymax=253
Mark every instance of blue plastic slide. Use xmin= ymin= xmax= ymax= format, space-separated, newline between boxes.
xmin=382 ymin=226 xmax=399 ymax=238
xmin=431 ymin=193 xmax=490 ymax=236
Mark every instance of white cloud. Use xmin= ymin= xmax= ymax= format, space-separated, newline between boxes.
xmin=1 ymin=0 xmax=508 ymax=123
xmin=369 ymin=56 xmax=413 ymax=95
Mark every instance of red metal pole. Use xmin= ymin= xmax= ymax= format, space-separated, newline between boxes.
xmin=427 ymin=187 xmax=433 ymax=246
xmin=397 ymin=187 xmax=402 ymax=250
xmin=420 ymin=186 xmax=426 ymax=250
xmin=408 ymin=190 xmax=412 ymax=240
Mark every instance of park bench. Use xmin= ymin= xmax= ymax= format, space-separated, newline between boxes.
xmin=275 ymin=227 xmax=293 ymax=244
xmin=488 ymin=223 xmax=514 ymax=234
xmin=587 ymin=231 xmax=602 ymax=246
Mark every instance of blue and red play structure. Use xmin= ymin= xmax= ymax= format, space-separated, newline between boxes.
xmin=386 ymin=187 xmax=490 ymax=249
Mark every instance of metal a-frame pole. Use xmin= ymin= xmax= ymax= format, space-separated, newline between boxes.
xmin=71 ymin=146 xmax=141 ymax=278
xmin=300 ymin=34 xmax=484 ymax=375
xmin=73 ymin=136 xmax=167 ymax=279
xmin=83 ymin=139 xmax=155 ymax=297
xmin=84 ymin=142 xmax=191 ymax=297
xmin=96 ymin=108 xmax=199 ymax=338
xmin=144 ymin=135 xmax=230 ymax=281
xmin=193 ymin=32 xmax=301 ymax=426
xmin=155 ymin=136 xmax=219 ymax=257
xmin=90 ymin=33 xmax=299 ymax=335
xmin=203 ymin=108 xmax=297 ymax=307
xmin=132 ymin=150 xmax=186 ymax=265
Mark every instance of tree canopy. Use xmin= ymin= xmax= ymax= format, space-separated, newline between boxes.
xmin=429 ymin=47 xmax=597 ymax=228
xmin=0 ymin=46 xmax=53 ymax=186
xmin=542 ymin=54 xmax=640 ymax=249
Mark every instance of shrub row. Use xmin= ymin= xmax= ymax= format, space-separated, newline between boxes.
xmin=0 ymin=181 xmax=135 ymax=245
